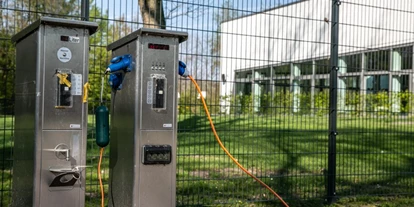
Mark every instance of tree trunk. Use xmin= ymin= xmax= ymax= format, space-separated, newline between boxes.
xmin=138 ymin=0 xmax=166 ymax=29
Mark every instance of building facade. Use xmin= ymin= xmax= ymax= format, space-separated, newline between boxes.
xmin=220 ymin=0 xmax=414 ymax=114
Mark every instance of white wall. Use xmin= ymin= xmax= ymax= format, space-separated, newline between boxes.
xmin=220 ymin=0 xmax=414 ymax=97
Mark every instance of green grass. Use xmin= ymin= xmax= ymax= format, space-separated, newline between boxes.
xmin=2 ymin=113 xmax=414 ymax=206
xmin=176 ymin=113 xmax=414 ymax=206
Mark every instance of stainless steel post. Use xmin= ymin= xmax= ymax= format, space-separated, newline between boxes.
xmin=12 ymin=17 xmax=97 ymax=207
xmin=106 ymin=28 xmax=187 ymax=207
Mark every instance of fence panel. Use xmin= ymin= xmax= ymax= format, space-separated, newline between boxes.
xmin=176 ymin=0 xmax=329 ymax=205
xmin=336 ymin=0 xmax=414 ymax=199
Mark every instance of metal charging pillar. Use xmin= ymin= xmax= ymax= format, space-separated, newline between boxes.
xmin=106 ymin=28 xmax=187 ymax=207
xmin=11 ymin=17 xmax=97 ymax=207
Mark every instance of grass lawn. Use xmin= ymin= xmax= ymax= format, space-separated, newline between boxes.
xmin=1 ymin=113 xmax=414 ymax=206
xmin=176 ymin=113 xmax=414 ymax=206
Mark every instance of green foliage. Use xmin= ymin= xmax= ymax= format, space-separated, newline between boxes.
xmin=298 ymin=92 xmax=312 ymax=114
xmin=259 ymin=93 xmax=272 ymax=114
xmin=273 ymin=91 xmax=293 ymax=114
xmin=0 ymin=36 xmax=14 ymax=69
xmin=238 ymin=94 xmax=253 ymax=114
xmin=229 ymin=94 xmax=253 ymax=114
xmin=398 ymin=90 xmax=412 ymax=113
xmin=178 ymin=91 xmax=195 ymax=115
xmin=0 ymin=35 xmax=15 ymax=114
xmin=366 ymin=91 xmax=390 ymax=115
xmin=345 ymin=91 xmax=362 ymax=115
xmin=314 ymin=90 xmax=329 ymax=116
xmin=226 ymin=90 xmax=414 ymax=116
xmin=178 ymin=81 xmax=221 ymax=115
xmin=87 ymin=4 xmax=112 ymax=111
xmin=376 ymin=91 xmax=390 ymax=112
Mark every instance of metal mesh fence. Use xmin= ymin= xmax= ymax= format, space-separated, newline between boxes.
xmin=335 ymin=0 xmax=414 ymax=199
xmin=1 ymin=0 xmax=414 ymax=206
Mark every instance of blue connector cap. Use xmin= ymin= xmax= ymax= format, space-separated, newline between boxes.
xmin=178 ymin=61 xmax=189 ymax=77
xmin=106 ymin=54 xmax=133 ymax=74
xmin=106 ymin=54 xmax=133 ymax=90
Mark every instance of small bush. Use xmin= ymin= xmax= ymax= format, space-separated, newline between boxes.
xmin=259 ymin=93 xmax=272 ymax=114
xmin=273 ymin=91 xmax=293 ymax=114
xmin=398 ymin=90 xmax=412 ymax=113
xmin=314 ymin=90 xmax=329 ymax=116
xmin=345 ymin=91 xmax=362 ymax=116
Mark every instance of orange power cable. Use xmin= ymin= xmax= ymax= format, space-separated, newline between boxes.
xmin=188 ymin=75 xmax=289 ymax=207
xmin=98 ymin=147 xmax=105 ymax=207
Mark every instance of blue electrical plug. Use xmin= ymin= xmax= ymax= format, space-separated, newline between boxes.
xmin=178 ymin=61 xmax=189 ymax=77
xmin=106 ymin=55 xmax=133 ymax=90
xmin=106 ymin=55 xmax=133 ymax=74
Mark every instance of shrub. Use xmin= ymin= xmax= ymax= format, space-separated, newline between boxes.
xmin=365 ymin=91 xmax=390 ymax=116
xmin=397 ymin=90 xmax=413 ymax=113
xmin=259 ymin=93 xmax=272 ymax=114
xmin=298 ymin=92 xmax=312 ymax=114
xmin=273 ymin=91 xmax=293 ymax=114
xmin=345 ymin=91 xmax=362 ymax=116
xmin=314 ymin=90 xmax=329 ymax=116
xmin=238 ymin=94 xmax=253 ymax=114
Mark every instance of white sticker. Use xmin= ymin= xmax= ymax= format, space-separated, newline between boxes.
xmin=71 ymin=74 xmax=83 ymax=96
xmin=147 ymin=80 xmax=153 ymax=104
xmin=57 ymin=47 xmax=72 ymax=63
xmin=163 ymin=123 xmax=172 ymax=128
xmin=69 ymin=36 xmax=80 ymax=43
xmin=70 ymin=124 xmax=81 ymax=129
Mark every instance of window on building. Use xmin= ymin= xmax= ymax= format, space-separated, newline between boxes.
xmin=235 ymin=82 xmax=252 ymax=95
xmin=299 ymin=79 xmax=312 ymax=93
xmin=295 ymin=61 xmax=313 ymax=75
xmin=344 ymin=77 xmax=360 ymax=107
xmin=341 ymin=54 xmax=362 ymax=73
xmin=235 ymin=71 xmax=252 ymax=80
xmin=401 ymin=75 xmax=409 ymax=91
xmin=344 ymin=76 xmax=360 ymax=91
xmin=274 ymin=64 xmax=290 ymax=76
xmin=390 ymin=75 xmax=409 ymax=92
xmin=255 ymin=68 xmax=271 ymax=79
xmin=315 ymin=78 xmax=329 ymax=92
xmin=365 ymin=50 xmax=390 ymax=71
xmin=258 ymin=80 xmax=271 ymax=94
xmin=366 ymin=75 xmax=389 ymax=93
xmin=394 ymin=46 xmax=413 ymax=70
xmin=274 ymin=79 xmax=290 ymax=93
xmin=315 ymin=59 xmax=330 ymax=74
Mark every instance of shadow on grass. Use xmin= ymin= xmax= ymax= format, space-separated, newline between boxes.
xmin=177 ymin=113 xmax=414 ymax=206
xmin=178 ymin=114 xmax=247 ymax=133
xmin=334 ymin=127 xmax=414 ymax=198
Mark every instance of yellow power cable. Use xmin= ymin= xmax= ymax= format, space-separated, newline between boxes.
xmin=98 ymin=147 xmax=105 ymax=207
xmin=188 ymin=75 xmax=289 ymax=207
